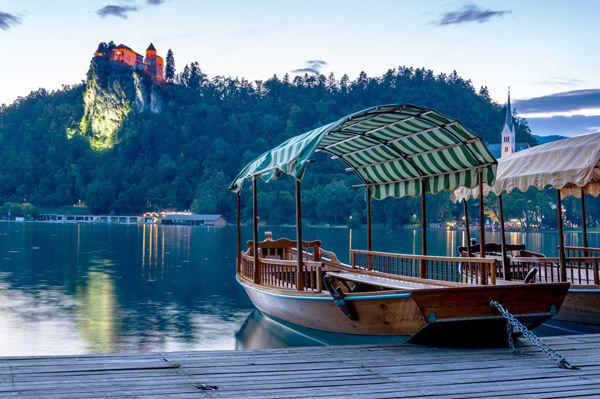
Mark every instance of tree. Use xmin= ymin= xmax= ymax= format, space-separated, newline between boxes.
xmin=165 ymin=49 xmax=176 ymax=81
xmin=190 ymin=190 xmax=216 ymax=214
xmin=86 ymin=180 xmax=116 ymax=214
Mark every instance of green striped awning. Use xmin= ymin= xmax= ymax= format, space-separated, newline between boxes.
xmin=229 ymin=104 xmax=497 ymax=200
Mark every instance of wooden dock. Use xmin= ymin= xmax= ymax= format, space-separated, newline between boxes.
xmin=2 ymin=334 xmax=600 ymax=398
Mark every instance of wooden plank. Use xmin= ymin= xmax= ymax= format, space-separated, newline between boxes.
xmin=1 ymin=333 xmax=599 ymax=399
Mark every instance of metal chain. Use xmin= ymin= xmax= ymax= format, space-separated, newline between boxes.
xmin=490 ymin=300 xmax=572 ymax=369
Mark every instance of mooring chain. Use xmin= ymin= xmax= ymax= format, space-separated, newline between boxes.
xmin=490 ymin=300 xmax=572 ymax=369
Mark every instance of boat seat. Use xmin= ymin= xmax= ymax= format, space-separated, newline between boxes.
xmin=326 ymin=272 xmax=446 ymax=291
xmin=458 ymin=242 xmax=526 ymax=256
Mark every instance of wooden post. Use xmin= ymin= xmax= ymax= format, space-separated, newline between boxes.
xmin=463 ymin=199 xmax=472 ymax=257
xmin=316 ymin=266 xmax=323 ymax=293
xmin=295 ymin=179 xmax=304 ymax=291
xmin=237 ymin=190 xmax=241 ymax=273
xmin=498 ymin=194 xmax=511 ymax=280
xmin=367 ymin=187 xmax=372 ymax=252
xmin=478 ymin=172 xmax=486 ymax=259
xmin=252 ymin=177 xmax=260 ymax=284
xmin=556 ymin=189 xmax=567 ymax=282
xmin=420 ymin=179 xmax=427 ymax=279
xmin=478 ymin=171 xmax=486 ymax=285
xmin=581 ymin=187 xmax=589 ymax=249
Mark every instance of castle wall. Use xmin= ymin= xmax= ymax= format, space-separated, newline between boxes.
xmin=111 ymin=48 xmax=140 ymax=67
xmin=102 ymin=44 xmax=163 ymax=79
xmin=156 ymin=57 xmax=164 ymax=79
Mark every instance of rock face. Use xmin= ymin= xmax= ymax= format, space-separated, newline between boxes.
xmin=81 ymin=57 xmax=162 ymax=150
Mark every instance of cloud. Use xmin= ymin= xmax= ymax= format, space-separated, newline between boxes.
xmin=292 ymin=68 xmax=320 ymax=74
xmin=537 ymin=77 xmax=586 ymax=87
xmin=435 ymin=5 xmax=510 ymax=26
xmin=513 ymin=89 xmax=600 ymax=115
xmin=0 ymin=11 xmax=22 ymax=31
xmin=96 ymin=5 xmax=138 ymax=19
xmin=292 ymin=60 xmax=328 ymax=75
xmin=527 ymin=115 xmax=600 ymax=137
xmin=146 ymin=0 xmax=165 ymax=5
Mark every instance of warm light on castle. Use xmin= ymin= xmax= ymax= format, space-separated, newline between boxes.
xmin=95 ymin=43 xmax=164 ymax=80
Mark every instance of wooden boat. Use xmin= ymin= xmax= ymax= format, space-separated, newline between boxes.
xmin=229 ymin=104 xmax=570 ymax=344
xmin=453 ymin=132 xmax=600 ymax=326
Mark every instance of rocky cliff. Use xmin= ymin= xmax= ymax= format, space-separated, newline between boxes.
xmin=80 ymin=57 xmax=163 ymax=150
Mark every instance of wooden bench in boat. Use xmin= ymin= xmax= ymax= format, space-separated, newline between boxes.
xmin=326 ymin=271 xmax=446 ymax=290
xmin=458 ymin=242 xmax=545 ymax=258
xmin=246 ymin=235 xmax=322 ymax=261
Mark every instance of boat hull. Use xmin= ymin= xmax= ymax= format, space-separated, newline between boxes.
xmin=239 ymin=275 xmax=569 ymax=343
xmin=554 ymin=288 xmax=600 ymax=325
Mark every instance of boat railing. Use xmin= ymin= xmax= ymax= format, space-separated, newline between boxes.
xmin=563 ymin=246 xmax=600 ymax=258
xmin=239 ymin=252 xmax=324 ymax=292
xmin=349 ymin=250 xmax=498 ymax=285
xmin=508 ymin=256 xmax=600 ymax=285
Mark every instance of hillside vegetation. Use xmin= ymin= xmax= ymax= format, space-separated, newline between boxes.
xmin=0 ymin=53 xmax=540 ymax=226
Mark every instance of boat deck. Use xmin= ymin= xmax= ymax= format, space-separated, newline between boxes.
xmin=328 ymin=271 xmax=447 ymax=290
xmin=2 ymin=333 xmax=600 ymax=398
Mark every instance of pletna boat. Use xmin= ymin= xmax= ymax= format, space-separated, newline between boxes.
xmin=229 ymin=104 xmax=570 ymax=344
xmin=453 ymin=132 xmax=600 ymax=326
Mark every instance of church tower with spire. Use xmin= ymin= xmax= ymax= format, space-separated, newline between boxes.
xmin=501 ymin=88 xmax=516 ymax=158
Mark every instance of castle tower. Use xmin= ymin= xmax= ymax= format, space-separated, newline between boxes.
xmin=144 ymin=43 xmax=164 ymax=79
xmin=501 ymin=88 xmax=516 ymax=158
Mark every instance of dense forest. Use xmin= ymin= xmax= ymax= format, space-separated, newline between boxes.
xmin=2 ymin=46 xmax=593 ymax=229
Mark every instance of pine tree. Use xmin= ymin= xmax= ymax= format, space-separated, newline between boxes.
xmin=165 ymin=49 xmax=176 ymax=81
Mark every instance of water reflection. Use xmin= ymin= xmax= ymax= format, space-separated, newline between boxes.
xmin=236 ymin=310 xmax=326 ymax=350
xmin=76 ymin=268 xmax=117 ymax=353
xmin=0 ymin=222 xmax=598 ymax=356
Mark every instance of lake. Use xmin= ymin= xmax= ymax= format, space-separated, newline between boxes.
xmin=0 ymin=222 xmax=596 ymax=356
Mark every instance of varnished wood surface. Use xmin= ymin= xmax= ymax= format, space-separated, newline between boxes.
xmin=2 ymin=333 xmax=600 ymax=398
xmin=556 ymin=289 xmax=600 ymax=325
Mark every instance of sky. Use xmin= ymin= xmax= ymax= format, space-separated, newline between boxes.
xmin=1 ymin=0 xmax=599 ymax=137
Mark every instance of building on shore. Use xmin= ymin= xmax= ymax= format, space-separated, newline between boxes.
xmin=38 ymin=215 xmax=142 ymax=223
xmin=486 ymin=88 xmax=530 ymax=159
xmin=160 ymin=214 xmax=227 ymax=226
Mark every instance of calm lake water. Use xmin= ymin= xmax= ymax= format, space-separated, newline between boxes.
xmin=0 ymin=222 xmax=596 ymax=356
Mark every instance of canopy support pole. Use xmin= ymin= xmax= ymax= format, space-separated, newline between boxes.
xmin=498 ymin=194 xmax=511 ymax=280
xmin=556 ymin=190 xmax=567 ymax=282
xmin=463 ymin=199 xmax=472 ymax=257
xmin=296 ymin=179 xmax=305 ymax=291
xmin=367 ymin=187 xmax=372 ymax=251
xmin=581 ymin=187 xmax=589 ymax=248
xmin=478 ymin=172 xmax=486 ymax=259
xmin=237 ymin=191 xmax=241 ymax=273
xmin=252 ymin=177 xmax=260 ymax=284
xmin=420 ymin=179 xmax=427 ymax=279
xmin=478 ymin=172 xmax=487 ymax=285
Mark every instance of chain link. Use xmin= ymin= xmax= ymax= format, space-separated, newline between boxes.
xmin=490 ymin=300 xmax=572 ymax=369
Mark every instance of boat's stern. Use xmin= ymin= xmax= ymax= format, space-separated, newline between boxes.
xmin=408 ymin=282 xmax=570 ymax=345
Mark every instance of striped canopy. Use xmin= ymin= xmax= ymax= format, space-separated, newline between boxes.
xmin=229 ymin=104 xmax=497 ymax=200
xmin=452 ymin=132 xmax=600 ymax=202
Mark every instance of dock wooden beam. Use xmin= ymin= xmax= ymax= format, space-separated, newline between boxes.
xmin=1 ymin=333 xmax=599 ymax=398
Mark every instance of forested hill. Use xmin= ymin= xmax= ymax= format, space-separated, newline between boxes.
xmin=0 ymin=53 xmax=537 ymax=226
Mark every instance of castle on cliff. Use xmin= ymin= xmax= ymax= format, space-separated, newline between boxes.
xmin=95 ymin=43 xmax=164 ymax=80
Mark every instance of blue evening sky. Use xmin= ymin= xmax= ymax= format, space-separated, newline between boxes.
xmin=1 ymin=0 xmax=598 ymax=136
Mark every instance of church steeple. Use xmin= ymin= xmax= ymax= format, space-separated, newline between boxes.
xmin=501 ymin=87 xmax=516 ymax=158
xmin=504 ymin=88 xmax=514 ymax=132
